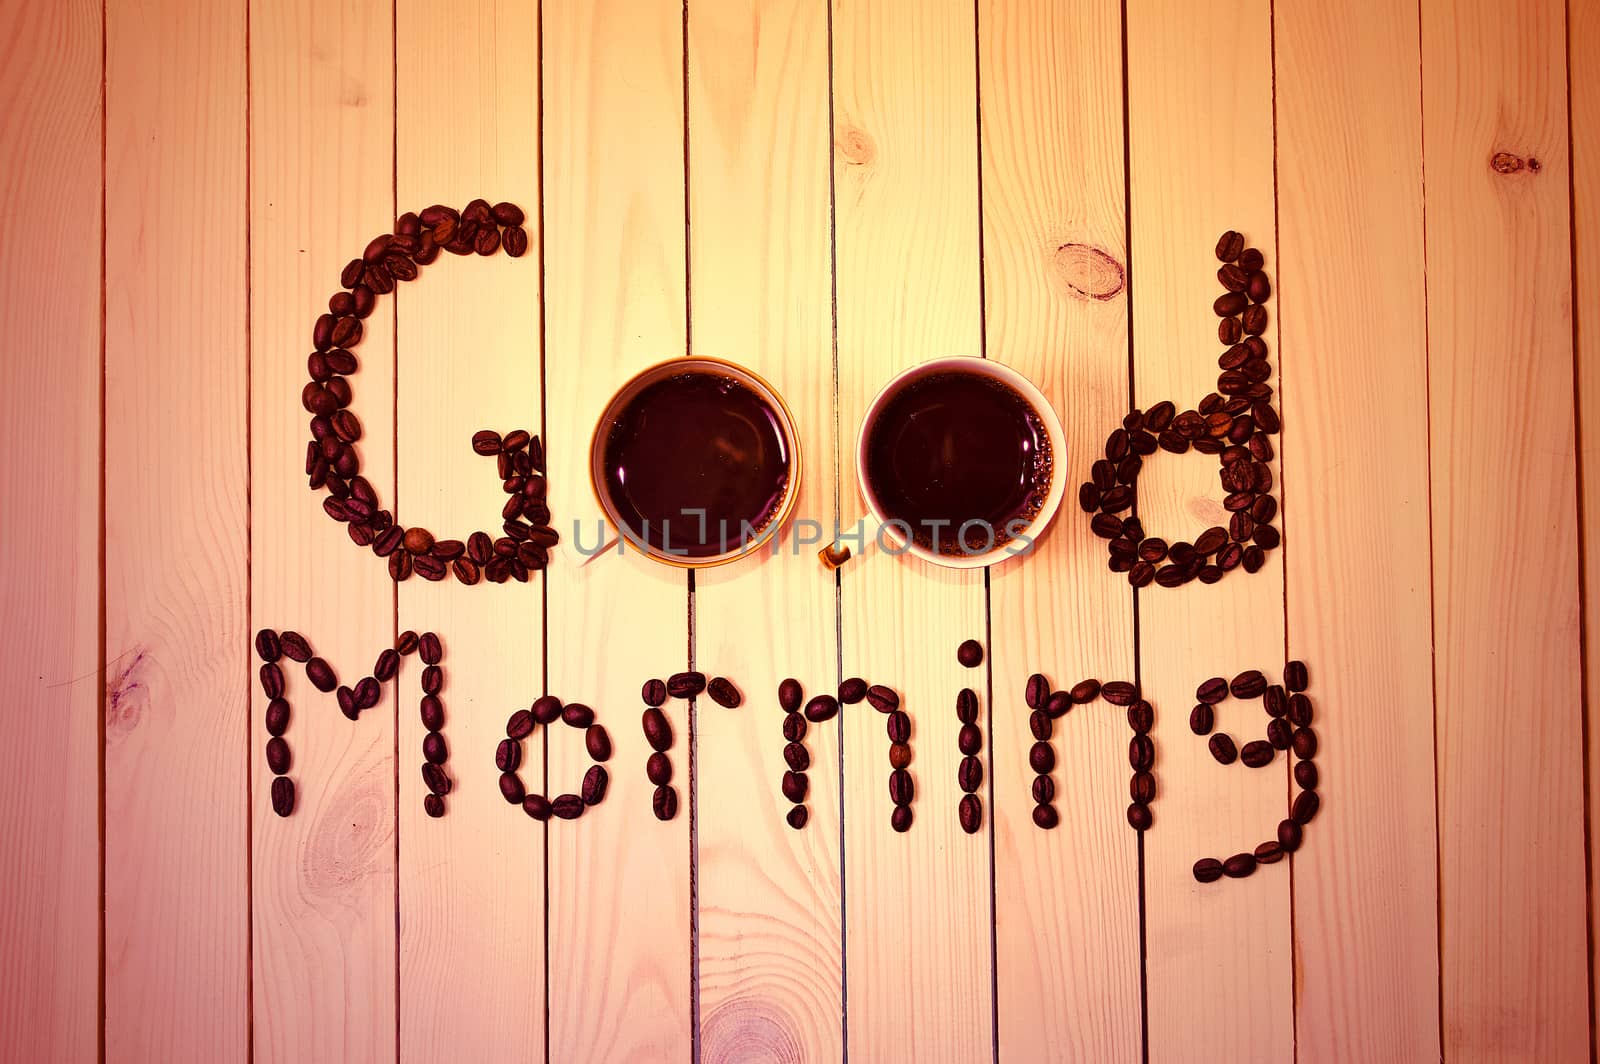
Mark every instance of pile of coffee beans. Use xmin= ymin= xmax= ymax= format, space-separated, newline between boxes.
xmin=955 ymin=687 xmax=983 ymax=834
xmin=1024 ymin=674 xmax=1152 ymax=832
xmin=303 ymin=199 xmax=558 ymax=584
xmin=501 ymin=692 xmax=611 ymax=822
xmin=1079 ymin=230 xmax=1281 ymax=588
xmin=780 ymin=677 xmax=815 ymax=829
xmin=256 ymin=627 xmax=451 ymax=817
xmin=1191 ymin=661 xmax=1319 ymax=883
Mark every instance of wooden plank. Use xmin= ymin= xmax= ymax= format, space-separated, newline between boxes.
xmin=686 ymin=1 xmax=842 ymax=1060
xmin=541 ymin=2 xmax=692 ymax=1059
xmin=831 ymin=2 xmax=991 ymax=1059
xmin=979 ymin=1 xmax=1141 ymax=1059
xmin=0 ymin=2 xmax=102 ymax=1060
xmin=1273 ymin=2 xmax=1440 ymax=1059
xmin=103 ymin=0 xmax=249 ymax=1059
xmin=249 ymin=0 xmax=398 ymax=1058
xmin=1125 ymin=2 xmax=1291 ymax=1060
xmin=1576 ymin=0 xmax=1600 ymax=1044
xmin=393 ymin=1 xmax=542 ymax=1060
xmin=1420 ymin=1 xmax=1588 ymax=1057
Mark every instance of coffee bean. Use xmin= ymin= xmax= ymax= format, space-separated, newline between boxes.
xmin=391 ymin=630 xmax=417 ymax=656
xmin=1228 ymin=669 xmax=1266 ymax=699
xmin=1130 ymin=771 xmax=1156 ymax=804
xmin=472 ymin=429 xmax=503 ymax=456
xmin=955 ymin=688 xmax=979 ymax=724
xmin=1291 ymin=728 xmax=1317 ymax=759
xmin=1216 ymin=230 xmax=1245 ymax=262
xmin=254 ymin=629 xmax=281 ymax=663
xmin=1267 ymin=718 xmax=1292 ymax=750
xmin=562 ymin=702 xmax=594 ymax=729
xmin=422 ymin=763 xmax=451 ymax=796
xmin=642 ymin=678 xmax=668 ymax=707
xmin=865 ymin=685 xmax=899 ymax=713
xmin=888 ymin=768 xmax=914 ymax=806
xmin=1242 ymin=545 xmax=1266 ymax=573
xmin=263 ymin=698 xmax=290 ymax=738
xmin=1126 ymin=700 xmax=1154 ymax=734
xmin=299 ymin=657 xmax=334 ymax=695
xmin=270 ymin=775 xmax=295 ymax=817
xmin=1193 ymin=857 xmax=1223 ymax=883
xmin=416 ymin=730 xmax=445 ymax=765
xmin=958 ymin=793 xmax=982 ymax=834
xmin=1223 ymin=852 xmax=1256 ymax=879
xmin=887 ymin=743 xmax=911 ymax=769
xmin=1027 ymin=740 xmax=1054 ymax=774
xmin=1284 ymin=660 xmax=1309 ymax=692
xmin=1294 ymin=760 xmax=1317 ymax=789
xmin=581 ymin=765 xmax=609 ymax=805
xmin=783 ymin=712 xmax=806 ymax=743
xmin=503 ymin=226 xmax=529 ymax=258
xmin=886 ymin=711 xmax=910 ymax=745
xmin=777 ymin=678 xmax=803 ymax=712
xmin=1029 ymin=710 xmax=1052 ymax=741
xmin=785 ymin=805 xmax=808 ymax=830
xmin=372 ymin=648 xmax=399 ymax=683
xmin=1241 ymin=304 xmax=1268 ymax=335
xmin=958 ymin=723 xmax=982 ymax=756
xmin=522 ymin=794 xmax=551 ymax=821
xmin=706 ymin=677 xmax=741 ymax=708
xmin=642 ymin=707 xmax=672 ymax=752
xmin=1241 ymin=740 xmax=1274 ymax=768
xmin=263 ymin=735 xmax=290 ymax=775
xmin=421 ymin=695 xmax=444 ymax=732
xmin=336 ymin=686 xmax=358 ymax=720
xmin=781 ymin=740 xmax=810 ymax=773
xmin=890 ymin=804 xmax=914 ymax=833
xmin=1196 ymin=677 xmax=1228 ymax=704
xmin=1127 ymin=802 xmax=1152 ymax=831
xmin=1214 ymin=291 xmax=1248 ymax=317
xmin=1025 ymin=674 xmax=1049 ymax=710
xmin=1292 ymin=790 xmax=1320 ymax=824
xmin=957 ymin=639 xmax=984 ymax=668
xmin=422 ymin=793 xmax=445 ymax=818
xmin=1067 ymin=679 xmax=1100 ymax=704
xmin=957 ymin=755 xmax=983 ymax=793
xmin=805 ymin=695 xmax=839 ymax=722
xmin=1264 ymin=685 xmax=1288 ymax=718
xmin=1209 ymin=734 xmax=1238 ymax=765
xmin=1032 ymin=804 xmax=1058 ymax=830
xmin=421 ymin=665 xmax=443 ymax=697
xmin=1100 ymin=680 xmax=1137 ymax=707
xmin=496 ymin=738 xmax=521 ymax=773
xmin=498 ymin=772 xmax=526 ymax=805
xmin=1254 ymin=840 xmax=1284 ymax=865
xmin=1189 ymin=704 xmax=1215 ymax=735
xmin=1239 ymin=247 xmax=1264 ymax=272
xmin=1129 ymin=734 xmax=1154 ymax=772
xmin=259 ymin=663 xmax=285 ymax=700
xmin=1278 ymin=818 xmax=1303 ymax=851
xmin=839 ymin=677 xmax=868 ymax=704
xmin=667 ymin=671 xmax=706 ymax=699
xmin=506 ymin=709 xmax=534 ymax=740
xmin=1044 ymin=691 xmax=1072 ymax=719
xmin=646 ymin=751 xmax=673 ymax=787
xmin=532 ymin=696 xmax=562 ymax=724
xmin=782 ymin=770 xmax=809 ymax=804
xmin=552 ymin=794 xmax=586 ymax=819
xmin=1288 ymin=693 xmax=1313 ymax=728
xmin=653 ymin=785 xmax=679 ymax=821
xmin=586 ymin=725 xmax=611 ymax=763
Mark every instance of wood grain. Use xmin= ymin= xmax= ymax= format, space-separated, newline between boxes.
xmin=832 ymin=2 xmax=992 ymax=1059
xmin=687 ymin=2 xmax=843 ymax=1061
xmin=394 ymin=1 xmax=543 ymax=1059
xmin=541 ymin=2 xmax=694 ymax=1059
xmin=0 ymin=2 xmax=102 ymax=1060
xmin=980 ymin=0 xmax=1141 ymax=1057
xmin=103 ymin=0 xmax=250 ymax=1058
xmin=249 ymin=0 xmax=398 ymax=1058
xmin=1273 ymin=2 xmax=1441 ymax=1059
xmin=1125 ymin=3 xmax=1292 ymax=1060
xmin=1575 ymin=0 xmax=1600 ymax=1046
xmin=1421 ymin=1 xmax=1588 ymax=1057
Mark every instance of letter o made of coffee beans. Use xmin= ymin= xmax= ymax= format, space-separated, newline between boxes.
xmin=1078 ymin=230 xmax=1282 ymax=590
xmin=301 ymin=200 xmax=557 ymax=586
xmin=500 ymin=695 xmax=613 ymax=822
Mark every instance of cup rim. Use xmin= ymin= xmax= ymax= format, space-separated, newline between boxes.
xmin=588 ymin=355 xmax=803 ymax=569
xmin=855 ymin=355 xmax=1066 ymax=570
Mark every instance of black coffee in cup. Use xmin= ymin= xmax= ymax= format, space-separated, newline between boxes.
xmin=599 ymin=370 xmax=791 ymax=559
xmin=863 ymin=370 xmax=1052 ymax=555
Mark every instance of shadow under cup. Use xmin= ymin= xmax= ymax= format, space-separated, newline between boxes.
xmin=857 ymin=357 xmax=1064 ymax=567
xmin=590 ymin=358 xmax=801 ymax=567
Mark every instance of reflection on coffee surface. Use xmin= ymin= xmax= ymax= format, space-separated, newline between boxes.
xmin=864 ymin=371 xmax=1051 ymax=555
xmin=601 ymin=372 xmax=790 ymax=558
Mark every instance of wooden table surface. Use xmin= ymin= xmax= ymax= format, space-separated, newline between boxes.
xmin=3 ymin=0 xmax=1596 ymax=1060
